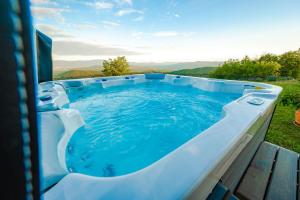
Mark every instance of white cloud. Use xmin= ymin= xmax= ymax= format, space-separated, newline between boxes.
xmin=116 ymin=9 xmax=143 ymax=16
xmin=53 ymin=40 xmax=139 ymax=56
xmin=72 ymin=23 xmax=97 ymax=30
xmin=153 ymin=31 xmax=179 ymax=37
xmin=35 ymin=24 xmax=71 ymax=38
xmin=31 ymin=6 xmax=68 ymax=23
xmin=133 ymin=16 xmax=144 ymax=21
xmin=115 ymin=0 xmax=133 ymax=5
xmin=131 ymin=31 xmax=143 ymax=39
xmin=101 ymin=20 xmax=120 ymax=28
xmin=30 ymin=0 xmax=57 ymax=5
xmin=89 ymin=1 xmax=114 ymax=10
xmin=175 ymin=14 xmax=180 ymax=18
xmin=152 ymin=31 xmax=195 ymax=37
xmin=31 ymin=0 xmax=49 ymax=3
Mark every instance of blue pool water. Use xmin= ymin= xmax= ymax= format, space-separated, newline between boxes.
xmin=66 ymin=81 xmax=240 ymax=177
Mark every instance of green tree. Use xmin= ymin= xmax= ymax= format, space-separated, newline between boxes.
xmin=279 ymin=51 xmax=300 ymax=78
xmin=210 ymin=58 xmax=280 ymax=80
xmin=258 ymin=53 xmax=279 ymax=63
xmin=102 ymin=56 xmax=130 ymax=76
xmin=255 ymin=61 xmax=280 ymax=78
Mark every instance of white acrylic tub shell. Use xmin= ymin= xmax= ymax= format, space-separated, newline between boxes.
xmin=38 ymin=74 xmax=282 ymax=200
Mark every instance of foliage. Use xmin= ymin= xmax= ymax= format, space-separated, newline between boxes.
xmin=258 ymin=53 xmax=279 ymax=63
xmin=278 ymin=51 xmax=300 ymax=78
xmin=210 ymin=50 xmax=300 ymax=80
xmin=102 ymin=56 xmax=130 ymax=76
xmin=277 ymin=80 xmax=300 ymax=108
xmin=280 ymin=92 xmax=300 ymax=108
xmin=210 ymin=57 xmax=280 ymax=80
xmin=266 ymin=80 xmax=300 ymax=153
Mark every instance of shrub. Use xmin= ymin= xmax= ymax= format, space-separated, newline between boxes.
xmin=210 ymin=59 xmax=280 ymax=80
xmin=102 ymin=56 xmax=130 ymax=76
xmin=279 ymin=51 xmax=300 ymax=79
xmin=266 ymin=75 xmax=277 ymax=81
xmin=280 ymin=91 xmax=300 ymax=108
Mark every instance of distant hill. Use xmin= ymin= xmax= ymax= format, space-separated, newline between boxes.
xmin=53 ymin=60 xmax=103 ymax=70
xmin=53 ymin=69 xmax=102 ymax=80
xmin=53 ymin=59 xmax=222 ymax=72
xmin=129 ymin=61 xmax=222 ymax=71
xmin=170 ymin=67 xmax=218 ymax=77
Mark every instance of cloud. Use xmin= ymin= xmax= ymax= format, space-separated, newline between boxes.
xmin=86 ymin=1 xmax=114 ymax=10
xmin=31 ymin=6 xmax=68 ymax=22
xmin=115 ymin=0 xmax=133 ymax=5
xmin=121 ymin=0 xmax=132 ymax=5
xmin=31 ymin=0 xmax=49 ymax=4
xmin=30 ymin=0 xmax=57 ymax=5
xmin=53 ymin=40 xmax=139 ymax=56
xmin=152 ymin=31 xmax=195 ymax=37
xmin=35 ymin=24 xmax=71 ymax=38
xmin=153 ymin=31 xmax=179 ymax=37
xmin=101 ymin=20 xmax=120 ymax=28
xmin=133 ymin=16 xmax=144 ymax=21
xmin=72 ymin=23 xmax=97 ymax=29
xmin=116 ymin=9 xmax=143 ymax=16
xmin=175 ymin=14 xmax=180 ymax=18
xmin=131 ymin=31 xmax=143 ymax=39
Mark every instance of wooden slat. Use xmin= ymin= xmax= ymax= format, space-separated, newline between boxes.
xmin=236 ymin=142 xmax=278 ymax=200
xmin=207 ymin=183 xmax=229 ymax=200
xmin=223 ymin=191 xmax=240 ymax=200
xmin=266 ymin=147 xmax=298 ymax=200
xmin=228 ymin=195 xmax=239 ymax=200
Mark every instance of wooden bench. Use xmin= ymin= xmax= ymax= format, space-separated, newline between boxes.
xmin=207 ymin=142 xmax=299 ymax=200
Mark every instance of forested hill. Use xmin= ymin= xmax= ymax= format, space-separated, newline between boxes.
xmin=170 ymin=67 xmax=217 ymax=77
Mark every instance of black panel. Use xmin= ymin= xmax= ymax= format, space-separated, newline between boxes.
xmin=36 ymin=30 xmax=53 ymax=83
xmin=0 ymin=0 xmax=40 ymax=199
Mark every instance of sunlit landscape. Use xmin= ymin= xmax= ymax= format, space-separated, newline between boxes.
xmin=30 ymin=0 xmax=300 ymax=152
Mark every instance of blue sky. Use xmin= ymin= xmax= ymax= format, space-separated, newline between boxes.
xmin=31 ymin=0 xmax=300 ymax=63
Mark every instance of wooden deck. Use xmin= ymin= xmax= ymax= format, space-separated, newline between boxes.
xmin=207 ymin=141 xmax=299 ymax=200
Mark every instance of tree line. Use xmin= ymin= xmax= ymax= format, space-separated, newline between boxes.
xmin=210 ymin=49 xmax=300 ymax=80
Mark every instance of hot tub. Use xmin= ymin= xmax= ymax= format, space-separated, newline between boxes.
xmin=38 ymin=74 xmax=281 ymax=200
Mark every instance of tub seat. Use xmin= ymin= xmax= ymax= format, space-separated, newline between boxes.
xmin=39 ymin=109 xmax=84 ymax=191
xmin=39 ymin=112 xmax=67 ymax=191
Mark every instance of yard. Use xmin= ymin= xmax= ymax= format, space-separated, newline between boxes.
xmin=265 ymin=80 xmax=300 ymax=153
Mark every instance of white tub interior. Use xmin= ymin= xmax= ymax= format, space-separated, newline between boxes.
xmin=38 ymin=74 xmax=281 ymax=199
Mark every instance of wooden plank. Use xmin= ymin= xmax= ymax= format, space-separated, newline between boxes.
xmin=223 ymin=191 xmax=240 ymax=200
xmin=222 ymin=113 xmax=273 ymax=191
xmin=266 ymin=147 xmax=298 ymax=200
xmin=236 ymin=142 xmax=278 ymax=200
xmin=228 ymin=195 xmax=239 ymax=200
xmin=207 ymin=183 xmax=229 ymax=200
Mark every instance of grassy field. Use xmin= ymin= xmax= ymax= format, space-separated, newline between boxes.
xmin=265 ymin=80 xmax=300 ymax=153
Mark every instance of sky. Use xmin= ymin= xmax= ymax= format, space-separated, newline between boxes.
xmin=31 ymin=0 xmax=300 ymax=63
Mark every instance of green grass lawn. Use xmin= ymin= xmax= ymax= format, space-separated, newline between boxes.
xmin=265 ymin=80 xmax=300 ymax=153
